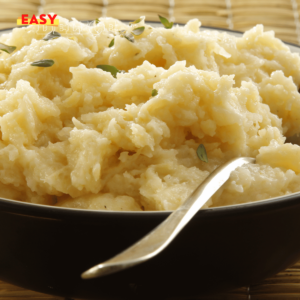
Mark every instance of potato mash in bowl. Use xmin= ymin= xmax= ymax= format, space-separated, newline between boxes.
xmin=0 ymin=16 xmax=300 ymax=211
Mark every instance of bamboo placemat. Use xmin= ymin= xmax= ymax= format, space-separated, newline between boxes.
xmin=1 ymin=0 xmax=300 ymax=44
xmin=1 ymin=0 xmax=300 ymax=298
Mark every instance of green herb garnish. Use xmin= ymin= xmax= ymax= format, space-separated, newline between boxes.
xmin=109 ymin=38 xmax=114 ymax=47
xmin=31 ymin=59 xmax=55 ymax=67
xmin=196 ymin=144 xmax=208 ymax=163
xmin=123 ymin=32 xmax=134 ymax=43
xmin=130 ymin=18 xmax=142 ymax=25
xmin=43 ymin=31 xmax=61 ymax=41
xmin=152 ymin=89 xmax=158 ymax=96
xmin=118 ymin=30 xmax=134 ymax=43
xmin=132 ymin=26 xmax=145 ymax=36
xmin=0 ymin=43 xmax=16 ymax=54
xmin=95 ymin=18 xmax=100 ymax=24
xmin=158 ymin=15 xmax=173 ymax=29
xmin=97 ymin=65 xmax=122 ymax=78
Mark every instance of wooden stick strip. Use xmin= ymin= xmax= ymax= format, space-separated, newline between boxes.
xmin=0 ymin=0 xmax=41 ymax=3
xmin=178 ymin=19 xmax=229 ymax=26
xmin=198 ymin=295 xmax=248 ymax=300
xmin=218 ymin=7 xmax=294 ymax=17
xmin=250 ymin=283 xmax=300 ymax=294
xmin=107 ymin=3 xmax=170 ymax=9
xmin=251 ymin=294 xmax=300 ymax=299
xmin=175 ymin=3 xmax=226 ymax=8
xmin=175 ymin=0 xmax=227 ymax=5
xmin=234 ymin=20 xmax=296 ymax=28
xmin=43 ymin=10 xmax=102 ymax=19
xmin=174 ymin=15 xmax=228 ymax=22
xmin=232 ymin=2 xmax=292 ymax=9
xmin=174 ymin=14 xmax=227 ymax=19
xmin=231 ymin=0 xmax=292 ymax=7
xmin=0 ymin=3 xmax=40 ymax=10
xmin=44 ymin=3 xmax=103 ymax=8
xmin=175 ymin=1 xmax=227 ymax=8
xmin=0 ymin=23 xmax=22 ymax=29
xmin=0 ymin=282 xmax=58 ymax=297
xmin=45 ymin=0 xmax=105 ymax=3
xmin=232 ymin=0 xmax=291 ymax=2
xmin=0 ymin=12 xmax=39 ymax=21
xmin=175 ymin=5 xmax=226 ymax=9
xmin=108 ymin=0 xmax=169 ymax=5
xmin=44 ymin=4 xmax=103 ymax=12
xmin=174 ymin=20 xmax=229 ymax=27
xmin=106 ymin=12 xmax=170 ymax=20
xmin=234 ymin=24 xmax=297 ymax=31
xmin=0 ymin=9 xmax=38 ymax=15
xmin=273 ymin=270 xmax=300 ymax=276
xmin=259 ymin=273 xmax=300 ymax=280
xmin=231 ymin=0 xmax=291 ymax=4
xmin=232 ymin=15 xmax=294 ymax=20
xmin=232 ymin=15 xmax=297 ymax=24
xmin=261 ymin=278 xmax=300 ymax=285
xmin=157 ymin=15 xmax=227 ymax=25
xmin=174 ymin=7 xmax=227 ymax=13
xmin=107 ymin=6 xmax=169 ymax=13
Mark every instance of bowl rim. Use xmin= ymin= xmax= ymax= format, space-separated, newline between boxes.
xmin=1 ymin=20 xmax=299 ymax=49
xmin=0 ymin=191 xmax=300 ymax=220
xmin=1 ymin=21 xmax=300 ymax=218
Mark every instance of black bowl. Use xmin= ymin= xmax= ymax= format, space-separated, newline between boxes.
xmin=1 ymin=193 xmax=300 ymax=300
xmin=1 ymin=24 xmax=300 ymax=299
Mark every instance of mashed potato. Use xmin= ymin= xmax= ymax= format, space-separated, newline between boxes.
xmin=0 ymin=16 xmax=300 ymax=211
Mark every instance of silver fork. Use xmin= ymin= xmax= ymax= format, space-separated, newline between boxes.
xmin=81 ymin=157 xmax=255 ymax=279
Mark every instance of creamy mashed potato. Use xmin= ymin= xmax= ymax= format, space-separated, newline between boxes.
xmin=0 ymin=16 xmax=300 ymax=211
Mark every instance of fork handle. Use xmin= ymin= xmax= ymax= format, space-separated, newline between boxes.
xmin=81 ymin=157 xmax=255 ymax=279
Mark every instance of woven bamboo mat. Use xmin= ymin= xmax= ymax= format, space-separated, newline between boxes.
xmin=1 ymin=0 xmax=300 ymax=44
xmin=1 ymin=0 xmax=300 ymax=298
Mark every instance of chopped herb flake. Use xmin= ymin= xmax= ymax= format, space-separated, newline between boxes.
xmin=130 ymin=18 xmax=142 ymax=25
xmin=124 ymin=32 xmax=134 ymax=43
xmin=132 ymin=26 xmax=145 ymax=36
xmin=0 ymin=43 xmax=16 ymax=54
xmin=109 ymin=38 xmax=114 ymax=47
xmin=196 ymin=144 xmax=208 ymax=163
xmin=31 ymin=59 xmax=55 ymax=67
xmin=158 ymin=15 xmax=173 ymax=29
xmin=118 ymin=30 xmax=134 ymax=42
xmin=152 ymin=89 xmax=158 ymax=96
xmin=95 ymin=18 xmax=100 ymax=24
xmin=43 ymin=31 xmax=61 ymax=41
xmin=97 ymin=65 xmax=121 ymax=78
